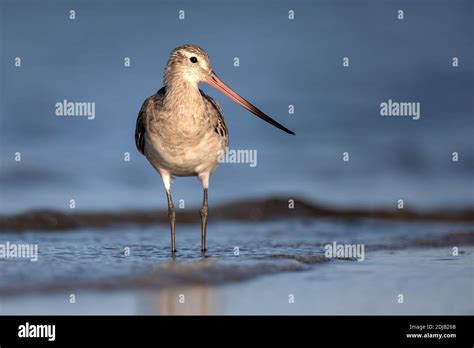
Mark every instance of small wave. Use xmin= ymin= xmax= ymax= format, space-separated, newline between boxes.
xmin=1 ymin=197 xmax=472 ymax=232
xmin=266 ymin=254 xmax=329 ymax=264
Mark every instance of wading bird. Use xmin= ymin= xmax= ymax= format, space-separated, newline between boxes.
xmin=135 ymin=44 xmax=294 ymax=254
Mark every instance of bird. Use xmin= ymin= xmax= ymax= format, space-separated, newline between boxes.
xmin=135 ymin=44 xmax=294 ymax=254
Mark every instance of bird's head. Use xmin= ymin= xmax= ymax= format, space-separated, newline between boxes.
xmin=165 ymin=44 xmax=212 ymax=85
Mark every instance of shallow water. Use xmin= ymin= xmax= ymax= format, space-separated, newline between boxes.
xmin=0 ymin=217 xmax=472 ymax=314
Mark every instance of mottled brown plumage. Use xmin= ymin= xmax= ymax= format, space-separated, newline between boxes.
xmin=135 ymin=87 xmax=228 ymax=157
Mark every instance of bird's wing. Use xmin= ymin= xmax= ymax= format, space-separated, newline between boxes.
xmin=200 ymin=89 xmax=229 ymax=145
xmin=135 ymin=87 xmax=166 ymax=155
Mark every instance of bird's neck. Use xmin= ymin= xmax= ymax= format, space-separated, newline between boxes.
xmin=163 ymin=77 xmax=205 ymax=113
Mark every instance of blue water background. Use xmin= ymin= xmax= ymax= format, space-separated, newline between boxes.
xmin=1 ymin=0 xmax=473 ymax=213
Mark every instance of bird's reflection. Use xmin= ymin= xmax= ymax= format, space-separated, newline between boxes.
xmin=136 ymin=285 xmax=221 ymax=315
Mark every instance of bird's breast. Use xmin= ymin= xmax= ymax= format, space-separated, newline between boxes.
xmin=144 ymin=114 xmax=227 ymax=177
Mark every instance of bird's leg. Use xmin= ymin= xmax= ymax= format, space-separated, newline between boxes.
xmin=166 ymin=189 xmax=176 ymax=253
xmin=200 ymin=188 xmax=208 ymax=252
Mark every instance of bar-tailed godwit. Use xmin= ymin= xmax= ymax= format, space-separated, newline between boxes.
xmin=135 ymin=44 xmax=294 ymax=254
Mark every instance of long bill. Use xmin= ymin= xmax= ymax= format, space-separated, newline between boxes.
xmin=206 ymin=71 xmax=295 ymax=135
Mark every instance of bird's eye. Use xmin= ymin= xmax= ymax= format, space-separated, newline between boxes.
xmin=190 ymin=56 xmax=198 ymax=63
